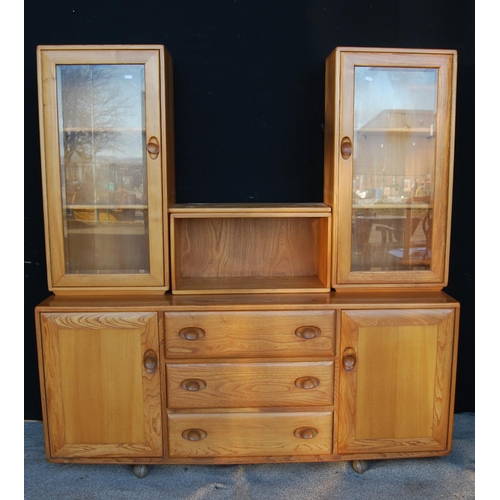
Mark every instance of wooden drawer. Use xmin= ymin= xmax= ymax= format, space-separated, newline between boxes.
xmin=167 ymin=411 xmax=333 ymax=458
xmin=166 ymin=361 xmax=334 ymax=408
xmin=164 ymin=311 xmax=335 ymax=358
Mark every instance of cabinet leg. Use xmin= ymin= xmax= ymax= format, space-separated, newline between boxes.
xmin=132 ymin=464 xmax=149 ymax=478
xmin=351 ymin=460 xmax=369 ymax=474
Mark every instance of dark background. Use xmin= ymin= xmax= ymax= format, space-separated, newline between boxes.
xmin=24 ymin=0 xmax=474 ymax=420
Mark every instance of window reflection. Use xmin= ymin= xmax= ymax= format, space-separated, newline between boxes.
xmin=351 ymin=67 xmax=438 ymax=272
xmin=56 ymin=64 xmax=150 ymax=274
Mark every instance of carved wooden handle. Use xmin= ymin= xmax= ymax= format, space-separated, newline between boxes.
xmin=182 ymin=429 xmax=207 ymax=441
xmin=341 ymin=136 xmax=352 ymax=160
xmin=146 ymin=137 xmax=160 ymax=159
xmin=143 ymin=349 xmax=157 ymax=374
xmin=342 ymin=347 xmax=357 ymax=371
xmin=294 ymin=376 xmax=320 ymax=389
xmin=294 ymin=427 xmax=318 ymax=439
xmin=179 ymin=327 xmax=205 ymax=340
xmin=180 ymin=379 xmax=207 ymax=391
xmin=295 ymin=326 xmax=321 ymax=339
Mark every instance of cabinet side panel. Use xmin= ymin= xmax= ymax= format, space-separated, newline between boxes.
xmin=37 ymin=50 xmax=66 ymax=287
xmin=323 ymin=50 xmax=338 ymax=209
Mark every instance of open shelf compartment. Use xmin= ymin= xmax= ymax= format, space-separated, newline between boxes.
xmin=169 ymin=204 xmax=332 ymax=294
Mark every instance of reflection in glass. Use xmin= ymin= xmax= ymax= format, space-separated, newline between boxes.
xmin=351 ymin=67 xmax=438 ymax=272
xmin=56 ymin=64 xmax=149 ymax=274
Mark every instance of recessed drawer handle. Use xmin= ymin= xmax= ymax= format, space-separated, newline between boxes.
xmin=146 ymin=136 xmax=160 ymax=159
xmin=182 ymin=429 xmax=207 ymax=441
xmin=143 ymin=349 xmax=158 ymax=374
xmin=294 ymin=376 xmax=320 ymax=389
xmin=179 ymin=327 xmax=206 ymax=340
xmin=294 ymin=427 xmax=319 ymax=439
xmin=180 ymin=379 xmax=207 ymax=391
xmin=295 ymin=326 xmax=321 ymax=339
xmin=342 ymin=347 xmax=357 ymax=372
xmin=341 ymin=136 xmax=352 ymax=160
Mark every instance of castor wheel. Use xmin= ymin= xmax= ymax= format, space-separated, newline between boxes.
xmin=132 ymin=464 xmax=149 ymax=478
xmin=351 ymin=460 xmax=369 ymax=474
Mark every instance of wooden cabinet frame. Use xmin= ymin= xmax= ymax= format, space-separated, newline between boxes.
xmin=324 ymin=47 xmax=457 ymax=290
xmin=37 ymin=45 xmax=174 ymax=294
xmin=33 ymin=45 xmax=461 ymax=475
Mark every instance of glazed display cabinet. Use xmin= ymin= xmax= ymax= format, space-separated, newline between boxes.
xmin=324 ymin=47 xmax=457 ymax=290
xmin=37 ymin=45 xmax=175 ymax=294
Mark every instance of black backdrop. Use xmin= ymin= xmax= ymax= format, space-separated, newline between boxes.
xmin=24 ymin=0 xmax=475 ymax=420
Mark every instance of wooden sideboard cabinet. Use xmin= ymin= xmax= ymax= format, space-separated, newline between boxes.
xmin=33 ymin=45 xmax=461 ymax=479
xmin=35 ymin=292 xmax=459 ymax=476
xmin=324 ymin=47 xmax=457 ymax=291
xmin=37 ymin=45 xmax=175 ymax=294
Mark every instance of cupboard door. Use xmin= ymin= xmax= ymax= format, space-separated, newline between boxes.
xmin=37 ymin=46 xmax=170 ymax=291
xmin=39 ymin=312 xmax=162 ymax=458
xmin=338 ymin=308 xmax=456 ymax=455
xmin=327 ymin=48 xmax=457 ymax=288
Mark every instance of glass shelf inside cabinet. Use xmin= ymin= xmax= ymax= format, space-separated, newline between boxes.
xmin=351 ymin=66 xmax=437 ymax=273
xmin=57 ymin=64 xmax=149 ymax=275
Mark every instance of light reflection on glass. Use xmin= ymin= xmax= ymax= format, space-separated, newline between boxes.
xmin=351 ymin=67 xmax=438 ymax=272
xmin=56 ymin=64 xmax=150 ymax=274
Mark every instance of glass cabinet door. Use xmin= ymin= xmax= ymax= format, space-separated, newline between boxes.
xmin=332 ymin=49 xmax=457 ymax=288
xmin=38 ymin=47 xmax=169 ymax=291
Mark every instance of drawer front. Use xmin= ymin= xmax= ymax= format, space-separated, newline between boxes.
xmin=166 ymin=361 xmax=334 ymax=408
xmin=164 ymin=311 xmax=335 ymax=358
xmin=168 ymin=411 xmax=333 ymax=458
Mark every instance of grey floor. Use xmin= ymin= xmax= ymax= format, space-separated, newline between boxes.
xmin=24 ymin=413 xmax=474 ymax=500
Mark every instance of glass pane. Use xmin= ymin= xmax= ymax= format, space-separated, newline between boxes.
xmin=56 ymin=64 xmax=149 ymax=274
xmin=352 ymin=67 xmax=437 ymax=272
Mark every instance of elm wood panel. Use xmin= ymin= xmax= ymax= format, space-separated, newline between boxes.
xmin=39 ymin=312 xmax=163 ymax=458
xmin=166 ymin=361 xmax=334 ymax=409
xmin=338 ymin=308 xmax=456 ymax=454
xmin=176 ymin=217 xmax=320 ymax=277
xmin=164 ymin=310 xmax=335 ymax=358
xmin=167 ymin=411 xmax=333 ymax=458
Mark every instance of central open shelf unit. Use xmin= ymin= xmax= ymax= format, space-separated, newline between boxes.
xmin=169 ymin=203 xmax=332 ymax=294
